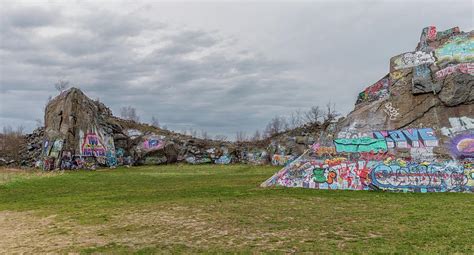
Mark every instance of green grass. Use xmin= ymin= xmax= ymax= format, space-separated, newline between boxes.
xmin=0 ymin=164 xmax=473 ymax=253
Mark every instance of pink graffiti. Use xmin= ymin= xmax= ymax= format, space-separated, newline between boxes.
xmin=426 ymin=26 xmax=437 ymax=41
xmin=435 ymin=63 xmax=474 ymax=79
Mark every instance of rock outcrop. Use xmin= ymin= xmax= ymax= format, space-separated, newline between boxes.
xmin=262 ymin=26 xmax=473 ymax=193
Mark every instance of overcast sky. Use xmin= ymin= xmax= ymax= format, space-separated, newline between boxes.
xmin=0 ymin=0 xmax=472 ymax=138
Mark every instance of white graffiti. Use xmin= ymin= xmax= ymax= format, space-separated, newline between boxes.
xmin=393 ymin=51 xmax=436 ymax=70
xmin=127 ymin=129 xmax=142 ymax=138
xmin=435 ymin=63 xmax=474 ymax=79
xmin=441 ymin=117 xmax=474 ymax=137
xmin=383 ymin=102 xmax=400 ymax=121
xmin=410 ymin=147 xmax=435 ymax=162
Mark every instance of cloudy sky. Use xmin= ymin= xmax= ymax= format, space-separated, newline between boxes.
xmin=0 ymin=0 xmax=472 ymax=138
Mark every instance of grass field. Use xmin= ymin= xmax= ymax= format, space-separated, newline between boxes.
xmin=0 ymin=164 xmax=473 ymax=253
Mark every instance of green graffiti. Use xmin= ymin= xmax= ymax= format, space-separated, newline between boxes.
xmin=313 ymin=168 xmax=327 ymax=183
xmin=333 ymin=137 xmax=387 ymax=153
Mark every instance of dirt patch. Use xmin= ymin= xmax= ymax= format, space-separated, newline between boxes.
xmin=0 ymin=206 xmax=382 ymax=253
xmin=0 ymin=211 xmax=107 ymax=253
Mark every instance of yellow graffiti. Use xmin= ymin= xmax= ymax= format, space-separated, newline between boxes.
xmin=465 ymin=169 xmax=474 ymax=186
xmin=390 ymin=71 xmax=403 ymax=80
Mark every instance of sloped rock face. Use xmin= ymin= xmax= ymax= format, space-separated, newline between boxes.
xmin=336 ymin=26 xmax=473 ymax=161
xmin=262 ymin=26 xmax=474 ymax=193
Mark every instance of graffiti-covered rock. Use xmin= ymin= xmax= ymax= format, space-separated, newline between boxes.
xmin=263 ymin=25 xmax=474 ymax=193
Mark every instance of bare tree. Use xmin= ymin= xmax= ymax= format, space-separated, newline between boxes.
xmin=251 ymin=130 xmax=261 ymax=141
xmin=189 ymin=128 xmax=198 ymax=138
xmin=120 ymin=106 xmax=140 ymax=122
xmin=151 ymin=116 xmax=160 ymax=128
xmin=54 ymin=80 xmax=70 ymax=93
xmin=290 ymin=109 xmax=305 ymax=128
xmin=305 ymin=106 xmax=322 ymax=125
xmin=235 ymin=131 xmax=248 ymax=142
xmin=0 ymin=125 xmax=25 ymax=163
xmin=263 ymin=116 xmax=288 ymax=138
xmin=214 ymin=135 xmax=228 ymax=141
xmin=323 ymin=102 xmax=340 ymax=123
xmin=200 ymin=130 xmax=209 ymax=140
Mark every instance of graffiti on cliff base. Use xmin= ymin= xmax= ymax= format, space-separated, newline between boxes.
xmin=144 ymin=156 xmax=167 ymax=165
xmin=441 ymin=117 xmax=474 ymax=137
xmin=81 ymin=133 xmax=106 ymax=157
xmin=42 ymin=140 xmax=49 ymax=156
xmin=435 ymin=35 xmax=474 ymax=63
xmin=264 ymin=149 xmax=474 ymax=193
xmin=450 ymin=133 xmax=474 ymax=158
xmin=127 ymin=129 xmax=142 ymax=138
xmin=143 ymin=136 xmax=165 ymax=151
xmin=271 ymin=154 xmax=295 ymax=166
xmin=333 ymin=137 xmax=388 ymax=153
xmin=244 ymin=150 xmax=268 ymax=165
xmin=410 ymin=147 xmax=435 ymax=162
xmin=383 ymin=102 xmax=400 ymax=121
xmin=215 ymin=155 xmax=231 ymax=164
xmin=372 ymin=128 xmax=439 ymax=149
xmin=435 ymin=63 xmax=474 ymax=79
xmin=393 ymin=51 xmax=436 ymax=70
xmin=50 ymin=139 xmax=63 ymax=158
xmin=186 ymin=156 xmax=211 ymax=164
xmin=314 ymin=146 xmax=337 ymax=156
xmin=371 ymin=162 xmax=472 ymax=192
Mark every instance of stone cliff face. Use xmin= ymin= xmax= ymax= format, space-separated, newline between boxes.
xmin=261 ymin=26 xmax=473 ymax=193
xmin=334 ymin=26 xmax=473 ymax=161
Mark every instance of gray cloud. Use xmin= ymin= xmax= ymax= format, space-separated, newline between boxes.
xmin=0 ymin=0 xmax=472 ymax=138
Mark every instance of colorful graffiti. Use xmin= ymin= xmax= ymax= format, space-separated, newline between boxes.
xmin=81 ymin=133 xmax=106 ymax=157
xmin=244 ymin=150 xmax=268 ymax=165
xmin=271 ymin=154 xmax=295 ymax=166
xmin=127 ymin=129 xmax=142 ymax=138
xmin=143 ymin=136 xmax=164 ymax=151
xmin=144 ymin=156 xmax=167 ymax=165
xmin=262 ymin=150 xmax=474 ymax=193
xmin=435 ymin=35 xmax=474 ymax=63
xmin=392 ymin=51 xmax=436 ymax=70
xmin=49 ymin=139 xmax=63 ymax=158
xmin=371 ymin=162 xmax=472 ymax=192
xmin=215 ymin=155 xmax=231 ymax=164
xmin=390 ymin=70 xmax=404 ymax=80
xmin=383 ymin=102 xmax=400 ymax=121
xmin=372 ymin=128 xmax=438 ymax=148
xmin=43 ymin=157 xmax=55 ymax=171
xmin=314 ymin=146 xmax=337 ymax=156
xmin=356 ymin=77 xmax=389 ymax=104
xmin=450 ymin=133 xmax=474 ymax=158
xmin=60 ymin=151 xmax=73 ymax=170
xmin=186 ymin=156 xmax=212 ymax=164
xmin=441 ymin=117 xmax=474 ymax=137
xmin=435 ymin=63 xmax=474 ymax=79
xmin=42 ymin=140 xmax=49 ymax=156
xmin=333 ymin=137 xmax=388 ymax=153
xmin=426 ymin=26 xmax=437 ymax=41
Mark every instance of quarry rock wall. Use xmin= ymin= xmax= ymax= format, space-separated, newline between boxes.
xmin=263 ymin=26 xmax=473 ymax=193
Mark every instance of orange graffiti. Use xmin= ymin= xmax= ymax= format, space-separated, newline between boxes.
xmin=327 ymin=171 xmax=337 ymax=184
xmin=316 ymin=146 xmax=337 ymax=156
